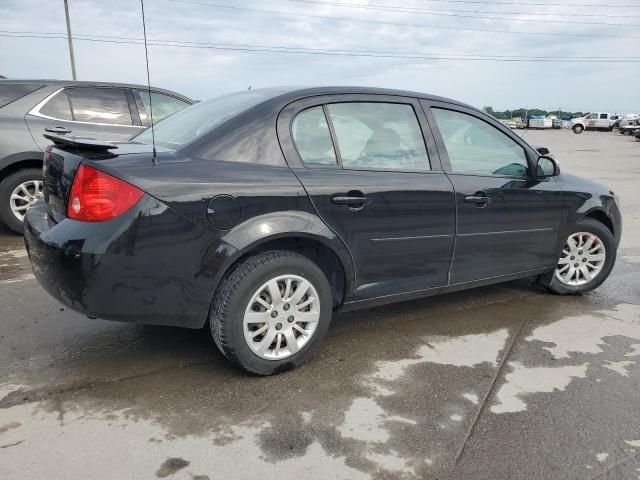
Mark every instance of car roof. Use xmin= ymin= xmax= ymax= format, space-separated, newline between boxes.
xmin=0 ymin=79 xmax=192 ymax=101
xmin=258 ymin=86 xmax=476 ymax=110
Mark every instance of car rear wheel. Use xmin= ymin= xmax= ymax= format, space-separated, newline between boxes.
xmin=210 ymin=250 xmax=333 ymax=375
xmin=540 ymin=219 xmax=616 ymax=294
xmin=572 ymin=124 xmax=584 ymax=134
xmin=0 ymin=168 xmax=43 ymax=234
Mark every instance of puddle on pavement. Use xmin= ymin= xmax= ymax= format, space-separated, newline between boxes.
xmin=1 ymin=286 xmax=640 ymax=479
xmin=0 ymin=241 xmax=31 ymax=282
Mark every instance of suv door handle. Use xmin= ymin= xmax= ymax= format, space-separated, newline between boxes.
xmin=331 ymin=195 xmax=371 ymax=208
xmin=464 ymin=195 xmax=491 ymax=206
xmin=45 ymin=126 xmax=72 ymax=134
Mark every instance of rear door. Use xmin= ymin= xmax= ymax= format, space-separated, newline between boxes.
xmin=278 ymin=94 xmax=455 ymax=300
xmin=423 ymin=100 xmax=563 ymax=284
xmin=25 ymin=86 xmax=144 ymax=150
xmin=596 ymin=113 xmax=609 ymax=129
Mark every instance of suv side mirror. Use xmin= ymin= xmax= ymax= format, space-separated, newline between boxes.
xmin=536 ymin=156 xmax=559 ymax=178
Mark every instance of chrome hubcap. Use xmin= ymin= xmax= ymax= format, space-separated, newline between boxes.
xmin=554 ymin=232 xmax=606 ymax=286
xmin=10 ymin=180 xmax=43 ymax=222
xmin=243 ymin=274 xmax=320 ymax=360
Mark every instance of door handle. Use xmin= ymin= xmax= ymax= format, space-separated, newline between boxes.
xmin=331 ymin=195 xmax=371 ymax=208
xmin=464 ymin=195 xmax=491 ymax=206
xmin=45 ymin=126 xmax=72 ymax=134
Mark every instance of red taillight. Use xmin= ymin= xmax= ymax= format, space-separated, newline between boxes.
xmin=67 ymin=165 xmax=144 ymax=222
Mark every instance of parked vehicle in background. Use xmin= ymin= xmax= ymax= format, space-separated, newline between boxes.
xmin=500 ymin=120 xmax=517 ymax=129
xmin=24 ymin=86 xmax=622 ymax=375
xmin=620 ymin=120 xmax=640 ymax=136
xmin=571 ymin=112 xmax=615 ymax=134
xmin=528 ymin=116 xmax=552 ymax=129
xmin=0 ymin=79 xmax=193 ymax=233
xmin=635 ymin=128 xmax=640 ymax=141
xmin=616 ymin=115 xmax=640 ymax=132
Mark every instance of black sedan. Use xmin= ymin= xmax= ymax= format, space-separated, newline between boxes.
xmin=24 ymin=87 xmax=621 ymax=375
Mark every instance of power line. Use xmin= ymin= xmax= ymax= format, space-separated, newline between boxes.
xmin=167 ymin=0 xmax=640 ymax=38
xmin=3 ymin=30 xmax=639 ymax=60
xmin=1 ymin=33 xmax=639 ymax=63
xmin=315 ymin=0 xmax=640 ymax=19
xmin=394 ymin=0 xmax=640 ymax=7
xmin=285 ymin=0 xmax=640 ymax=27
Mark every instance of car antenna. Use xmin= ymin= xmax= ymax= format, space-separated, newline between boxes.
xmin=140 ymin=0 xmax=157 ymax=165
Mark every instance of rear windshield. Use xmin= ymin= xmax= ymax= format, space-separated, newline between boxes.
xmin=0 ymin=83 xmax=43 ymax=108
xmin=132 ymin=90 xmax=276 ymax=149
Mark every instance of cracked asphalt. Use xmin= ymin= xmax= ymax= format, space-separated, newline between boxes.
xmin=1 ymin=130 xmax=639 ymax=480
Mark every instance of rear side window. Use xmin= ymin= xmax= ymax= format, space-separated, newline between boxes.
xmin=326 ymin=103 xmax=430 ymax=171
xmin=599 ymin=113 xmax=608 ymax=119
xmin=291 ymin=106 xmax=337 ymax=166
xmin=0 ymin=83 xmax=42 ymax=108
xmin=39 ymin=90 xmax=73 ymax=120
xmin=136 ymin=90 xmax=191 ymax=125
xmin=67 ymin=87 xmax=133 ymax=125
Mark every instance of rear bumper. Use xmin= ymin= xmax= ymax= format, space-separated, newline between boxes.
xmin=24 ymin=197 xmax=237 ymax=328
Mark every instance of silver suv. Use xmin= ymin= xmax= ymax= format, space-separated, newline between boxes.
xmin=0 ymin=79 xmax=192 ymax=232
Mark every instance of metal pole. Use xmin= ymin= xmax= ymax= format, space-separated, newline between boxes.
xmin=64 ymin=0 xmax=77 ymax=80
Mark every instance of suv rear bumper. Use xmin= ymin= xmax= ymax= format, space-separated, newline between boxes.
xmin=24 ymin=197 xmax=237 ymax=328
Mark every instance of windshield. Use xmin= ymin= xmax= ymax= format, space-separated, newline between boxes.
xmin=133 ymin=90 xmax=277 ymax=149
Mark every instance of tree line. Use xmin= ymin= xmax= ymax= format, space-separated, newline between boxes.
xmin=483 ymin=106 xmax=585 ymax=120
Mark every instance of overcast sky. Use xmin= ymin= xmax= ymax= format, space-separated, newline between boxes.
xmin=1 ymin=0 xmax=638 ymax=113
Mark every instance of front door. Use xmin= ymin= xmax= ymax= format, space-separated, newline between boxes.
xmin=279 ymin=95 xmax=456 ymax=299
xmin=423 ymin=101 xmax=564 ymax=284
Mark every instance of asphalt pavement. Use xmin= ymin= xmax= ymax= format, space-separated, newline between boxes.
xmin=1 ymin=129 xmax=639 ymax=480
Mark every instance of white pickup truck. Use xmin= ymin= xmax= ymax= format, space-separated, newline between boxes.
xmin=571 ymin=113 xmax=620 ymax=134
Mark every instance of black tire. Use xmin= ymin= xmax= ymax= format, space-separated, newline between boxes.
xmin=539 ymin=218 xmax=616 ymax=295
xmin=210 ymin=250 xmax=333 ymax=375
xmin=0 ymin=168 xmax=42 ymax=234
xmin=572 ymin=124 xmax=584 ymax=134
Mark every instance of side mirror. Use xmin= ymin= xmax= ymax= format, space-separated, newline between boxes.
xmin=536 ymin=156 xmax=559 ymax=178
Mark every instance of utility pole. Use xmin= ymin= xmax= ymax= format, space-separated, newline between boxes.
xmin=64 ymin=0 xmax=77 ymax=80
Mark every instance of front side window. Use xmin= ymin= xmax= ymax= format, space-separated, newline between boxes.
xmin=326 ymin=103 xmax=430 ymax=171
xmin=432 ymin=108 xmax=529 ymax=177
xmin=39 ymin=90 xmax=73 ymax=120
xmin=67 ymin=87 xmax=132 ymax=125
xmin=587 ymin=113 xmax=598 ymax=119
xmin=136 ymin=90 xmax=190 ymax=125
xmin=291 ymin=106 xmax=337 ymax=166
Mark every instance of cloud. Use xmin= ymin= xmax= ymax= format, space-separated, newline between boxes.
xmin=0 ymin=0 xmax=637 ymax=112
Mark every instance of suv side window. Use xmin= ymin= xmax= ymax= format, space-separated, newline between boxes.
xmin=135 ymin=90 xmax=191 ymax=125
xmin=0 ymin=83 xmax=43 ymax=108
xmin=67 ymin=87 xmax=133 ymax=125
xmin=39 ymin=90 xmax=73 ymax=120
xmin=291 ymin=106 xmax=338 ymax=166
xmin=326 ymin=102 xmax=430 ymax=171
xmin=432 ymin=108 xmax=528 ymax=177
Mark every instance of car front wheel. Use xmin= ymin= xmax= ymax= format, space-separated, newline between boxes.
xmin=572 ymin=124 xmax=584 ymax=134
xmin=210 ymin=250 xmax=333 ymax=375
xmin=541 ymin=219 xmax=616 ymax=294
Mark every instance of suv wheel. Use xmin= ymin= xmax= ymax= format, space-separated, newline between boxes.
xmin=572 ymin=124 xmax=584 ymax=134
xmin=0 ymin=168 xmax=43 ymax=234
xmin=540 ymin=219 xmax=616 ymax=294
xmin=210 ymin=250 xmax=333 ymax=375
